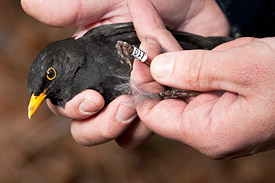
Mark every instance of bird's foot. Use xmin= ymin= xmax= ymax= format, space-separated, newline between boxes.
xmin=160 ymin=89 xmax=200 ymax=99
xmin=115 ymin=41 xmax=150 ymax=71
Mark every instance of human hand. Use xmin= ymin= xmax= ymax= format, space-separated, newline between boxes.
xmin=129 ymin=0 xmax=275 ymax=159
xmin=21 ymin=0 xmax=230 ymax=148
xmin=21 ymin=0 xmax=230 ymax=37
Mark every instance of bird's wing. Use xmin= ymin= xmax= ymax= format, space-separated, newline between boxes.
xmin=170 ymin=29 xmax=234 ymax=50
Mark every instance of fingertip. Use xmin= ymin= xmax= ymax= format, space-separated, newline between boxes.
xmin=21 ymin=0 xmax=54 ymax=25
xmin=66 ymin=90 xmax=105 ymax=120
xmin=127 ymin=0 xmax=181 ymax=52
xmin=21 ymin=0 xmax=33 ymax=14
xmin=115 ymin=103 xmax=137 ymax=124
xmin=150 ymin=53 xmax=176 ymax=82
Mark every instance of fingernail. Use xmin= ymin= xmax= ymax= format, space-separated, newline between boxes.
xmin=153 ymin=55 xmax=175 ymax=78
xmin=79 ymin=99 xmax=100 ymax=114
xmin=116 ymin=103 xmax=137 ymax=123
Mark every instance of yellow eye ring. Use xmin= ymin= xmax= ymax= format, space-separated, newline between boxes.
xmin=46 ymin=67 xmax=56 ymax=80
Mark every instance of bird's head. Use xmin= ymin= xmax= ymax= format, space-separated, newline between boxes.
xmin=27 ymin=38 xmax=86 ymax=119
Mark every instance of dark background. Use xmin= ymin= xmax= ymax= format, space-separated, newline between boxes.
xmin=1 ymin=1 xmax=275 ymax=183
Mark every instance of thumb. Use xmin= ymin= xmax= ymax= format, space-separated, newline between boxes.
xmin=47 ymin=89 xmax=104 ymax=120
xmin=150 ymin=47 xmax=251 ymax=92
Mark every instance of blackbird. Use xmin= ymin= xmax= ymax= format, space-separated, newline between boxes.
xmin=27 ymin=22 xmax=233 ymax=119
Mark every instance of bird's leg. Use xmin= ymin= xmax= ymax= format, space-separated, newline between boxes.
xmin=115 ymin=41 xmax=200 ymax=99
xmin=160 ymin=89 xmax=200 ymax=99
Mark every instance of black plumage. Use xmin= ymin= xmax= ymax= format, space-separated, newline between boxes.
xmin=27 ymin=22 xmax=233 ymax=117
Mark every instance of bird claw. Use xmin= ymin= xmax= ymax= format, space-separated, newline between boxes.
xmin=115 ymin=41 xmax=134 ymax=70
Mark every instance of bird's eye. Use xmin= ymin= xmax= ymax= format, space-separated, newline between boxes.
xmin=46 ymin=67 xmax=56 ymax=80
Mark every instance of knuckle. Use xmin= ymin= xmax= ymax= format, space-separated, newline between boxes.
xmin=183 ymin=50 xmax=208 ymax=89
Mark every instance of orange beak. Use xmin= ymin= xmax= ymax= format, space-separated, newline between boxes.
xmin=28 ymin=89 xmax=47 ymax=119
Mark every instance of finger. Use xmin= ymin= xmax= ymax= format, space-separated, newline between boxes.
xmin=21 ymin=0 xmax=127 ymax=27
xmin=127 ymin=0 xmax=182 ymax=52
xmin=124 ymin=0 xmax=170 ymax=148
xmin=47 ymin=89 xmax=104 ymax=120
xmin=116 ymin=119 xmax=154 ymax=149
xmin=127 ymin=0 xmax=183 ymax=148
xmin=126 ymin=0 xmax=175 ymax=148
xmin=150 ymin=38 xmax=258 ymax=93
xmin=71 ymin=95 xmax=137 ymax=146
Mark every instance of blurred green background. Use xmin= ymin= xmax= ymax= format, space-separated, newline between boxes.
xmin=1 ymin=1 xmax=275 ymax=183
